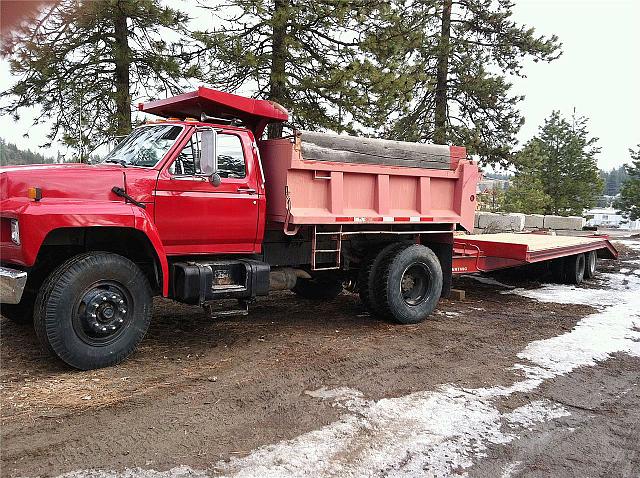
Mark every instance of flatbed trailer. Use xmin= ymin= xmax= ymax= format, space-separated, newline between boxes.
xmin=452 ymin=232 xmax=618 ymax=278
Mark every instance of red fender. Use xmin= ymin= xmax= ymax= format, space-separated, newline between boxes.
xmin=4 ymin=201 xmax=170 ymax=296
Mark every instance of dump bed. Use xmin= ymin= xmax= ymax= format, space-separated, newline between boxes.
xmin=259 ymin=132 xmax=480 ymax=231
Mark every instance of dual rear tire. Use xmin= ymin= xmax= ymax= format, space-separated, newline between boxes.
xmin=359 ymin=243 xmax=443 ymax=324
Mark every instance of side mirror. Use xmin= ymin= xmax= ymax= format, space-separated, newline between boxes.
xmin=200 ymin=128 xmax=218 ymax=183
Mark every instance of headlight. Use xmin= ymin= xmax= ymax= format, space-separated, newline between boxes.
xmin=10 ymin=219 xmax=20 ymax=245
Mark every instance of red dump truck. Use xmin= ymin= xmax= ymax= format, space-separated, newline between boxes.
xmin=0 ymin=86 xmax=615 ymax=370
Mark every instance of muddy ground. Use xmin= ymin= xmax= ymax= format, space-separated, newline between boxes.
xmin=1 ymin=239 xmax=638 ymax=477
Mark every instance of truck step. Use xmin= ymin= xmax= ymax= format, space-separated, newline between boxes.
xmin=205 ymin=300 xmax=249 ymax=318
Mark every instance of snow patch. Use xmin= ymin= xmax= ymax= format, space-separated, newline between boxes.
xmin=500 ymin=461 xmax=522 ymax=478
xmin=215 ymin=386 xmax=567 ymax=478
xmin=510 ymin=272 xmax=640 ymax=375
xmin=504 ymin=400 xmax=570 ymax=430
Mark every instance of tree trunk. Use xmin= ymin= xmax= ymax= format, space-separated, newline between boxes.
xmin=267 ymin=0 xmax=288 ymax=139
xmin=433 ymin=0 xmax=452 ymax=145
xmin=113 ymin=1 xmax=132 ymax=137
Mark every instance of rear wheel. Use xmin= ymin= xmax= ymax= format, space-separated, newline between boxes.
xmin=374 ymin=244 xmax=443 ymax=324
xmin=358 ymin=242 xmax=409 ymax=316
xmin=292 ymin=274 xmax=343 ymax=300
xmin=584 ymin=251 xmax=597 ymax=279
xmin=562 ymin=253 xmax=586 ymax=285
xmin=34 ymin=252 xmax=153 ymax=370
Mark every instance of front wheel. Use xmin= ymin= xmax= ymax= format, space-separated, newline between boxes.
xmin=374 ymin=244 xmax=443 ymax=324
xmin=34 ymin=252 xmax=153 ymax=370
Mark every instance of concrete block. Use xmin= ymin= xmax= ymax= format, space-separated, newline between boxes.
xmin=477 ymin=212 xmax=525 ymax=232
xmin=543 ymin=215 xmax=585 ymax=230
xmin=476 ymin=212 xmax=498 ymax=228
xmin=524 ymin=214 xmax=545 ymax=229
xmin=449 ymin=289 xmax=466 ymax=301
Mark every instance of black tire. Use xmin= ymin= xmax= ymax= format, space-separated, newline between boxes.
xmin=358 ymin=242 xmax=409 ymax=316
xmin=0 ymin=295 xmax=34 ymax=325
xmin=374 ymin=244 xmax=443 ymax=324
xmin=584 ymin=251 xmax=597 ymax=279
xmin=34 ymin=252 xmax=153 ymax=370
xmin=292 ymin=274 xmax=343 ymax=300
xmin=562 ymin=253 xmax=586 ymax=285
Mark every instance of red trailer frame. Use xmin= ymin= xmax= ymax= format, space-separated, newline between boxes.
xmin=452 ymin=232 xmax=618 ymax=274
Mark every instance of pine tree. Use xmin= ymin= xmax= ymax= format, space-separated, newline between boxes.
xmin=1 ymin=0 xmax=204 ymax=160
xmin=0 ymin=138 xmax=54 ymax=166
xmin=502 ymin=173 xmax=551 ymax=214
xmin=194 ymin=1 xmax=414 ymax=137
xmin=515 ymin=111 xmax=603 ymax=216
xmin=614 ymin=146 xmax=640 ymax=221
xmin=384 ymin=0 xmax=561 ymax=166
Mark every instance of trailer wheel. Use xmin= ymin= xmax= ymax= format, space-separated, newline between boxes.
xmin=34 ymin=252 xmax=152 ymax=370
xmin=358 ymin=242 xmax=410 ymax=316
xmin=374 ymin=244 xmax=443 ymax=324
xmin=584 ymin=251 xmax=597 ymax=279
xmin=562 ymin=253 xmax=586 ymax=285
xmin=0 ymin=296 xmax=34 ymax=325
xmin=292 ymin=274 xmax=343 ymax=300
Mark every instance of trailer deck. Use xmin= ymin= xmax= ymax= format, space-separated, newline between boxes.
xmin=452 ymin=232 xmax=618 ymax=274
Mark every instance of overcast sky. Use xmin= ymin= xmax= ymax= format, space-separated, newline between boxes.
xmin=0 ymin=0 xmax=638 ymax=170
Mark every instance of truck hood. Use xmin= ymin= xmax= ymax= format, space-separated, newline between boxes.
xmin=0 ymin=163 xmax=128 ymax=203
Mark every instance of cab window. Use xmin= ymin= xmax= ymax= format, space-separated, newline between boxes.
xmin=170 ymin=132 xmax=246 ymax=179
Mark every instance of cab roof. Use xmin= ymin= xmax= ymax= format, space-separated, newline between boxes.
xmin=138 ymin=86 xmax=289 ymax=138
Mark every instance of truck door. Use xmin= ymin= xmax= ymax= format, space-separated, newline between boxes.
xmin=154 ymin=129 xmax=260 ymax=254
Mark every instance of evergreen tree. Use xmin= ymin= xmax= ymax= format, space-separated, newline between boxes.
xmin=1 ymin=0 xmax=203 ymax=159
xmin=384 ymin=0 xmax=561 ymax=166
xmin=0 ymin=138 xmax=54 ymax=166
xmin=194 ymin=1 xmax=415 ymax=137
xmin=515 ymin=111 xmax=603 ymax=216
xmin=614 ymin=146 xmax=640 ymax=221
xmin=600 ymin=165 xmax=629 ymax=196
xmin=502 ymin=172 xmax=551 ymax=214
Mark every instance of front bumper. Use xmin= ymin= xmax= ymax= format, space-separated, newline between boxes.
xmin=0 ymin=266 xmax=27 ymax=304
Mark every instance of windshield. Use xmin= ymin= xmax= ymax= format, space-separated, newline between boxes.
xmin=99 ymin=125 xmax=184 ymax=167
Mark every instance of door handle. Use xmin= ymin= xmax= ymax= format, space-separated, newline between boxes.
xmin=237 ymin=187 xmax=256 ymax=194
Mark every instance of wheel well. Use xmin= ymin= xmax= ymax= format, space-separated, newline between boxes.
xmin=31 ymin=227 xmax=163 ymax=294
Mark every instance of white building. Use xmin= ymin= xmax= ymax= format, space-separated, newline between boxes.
xmin=585 ymin=207 xmax=640 ymax=230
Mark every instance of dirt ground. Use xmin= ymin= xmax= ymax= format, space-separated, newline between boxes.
xmin=1 ymin=239 xmax=638 ymax=477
